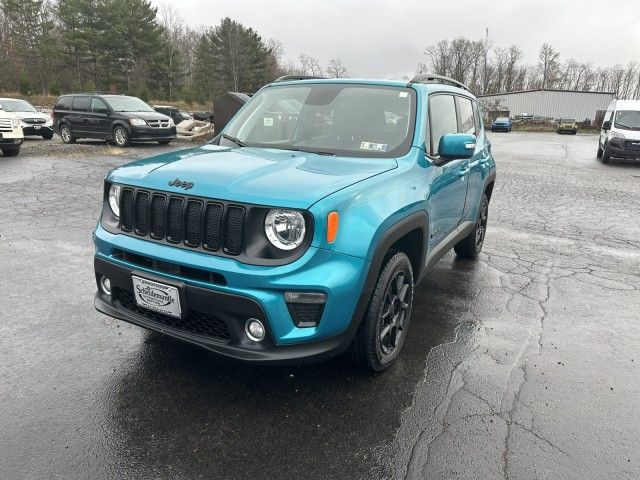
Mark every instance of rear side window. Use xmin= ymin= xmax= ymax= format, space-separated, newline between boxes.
xmin=56 ymin=97 xmax=72 ymax=111
xmin=456 ymin=96 xmax=475 ymax=135
xmin=429 ymin=94 xmax=457 ymax=156
xmin=72 ymin=97 xmax=90 ymax=112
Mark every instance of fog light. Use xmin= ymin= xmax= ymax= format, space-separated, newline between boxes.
xmin=245 ymin=318 xmax=265 ymax=342
xmin=100 ymin=276 xmax=112 ymax=295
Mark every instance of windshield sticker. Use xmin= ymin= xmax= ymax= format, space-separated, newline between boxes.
xmin=263 ymin=117 xmax=274 ymax=127
xmin=360 ymin=141 xmax=388 ymax=152
xmin=398 ymin=92 xmax=409 ymax=98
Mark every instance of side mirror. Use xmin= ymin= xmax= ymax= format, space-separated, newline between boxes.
xmin=602 ymin=120 xmax=611 ymax=131
xmin=438 ymin=133 xmax=476 ymax=160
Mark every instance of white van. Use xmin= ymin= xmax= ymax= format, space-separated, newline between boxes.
xmin=0 ymin=105 xmax=24 ymax=157
xmin=598 ymin=99 xmax=640 ymax=163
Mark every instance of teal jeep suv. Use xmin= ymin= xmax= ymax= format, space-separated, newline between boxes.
xmin=94 ymin=74 xmax=496 ymax=371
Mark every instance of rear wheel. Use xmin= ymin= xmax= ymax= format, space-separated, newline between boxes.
xmin=349 ymin=252 xmax=414 ymax=372
xmin=454 ymin=194 xmax=489 ymax=259
xmin=113 ymin=126 xmax=131 ymax=147
xmin=60 ymin=124 xmax=76 ymax=144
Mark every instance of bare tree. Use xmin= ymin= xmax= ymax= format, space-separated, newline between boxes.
xmin=538 ymin=43 xmax=561 ymax=89
xmin=326 ymin=58 xmax=348 ymax=78
xmin=298 ymin=54 xmax=323 ymax=77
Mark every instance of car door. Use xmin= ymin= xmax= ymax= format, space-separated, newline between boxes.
xmin=89 ymin=97 xmax=111 ymax=139
xmin=70 ymin=96 xmax=91 ymax=135
xmin=426 ymin=93 xmax=469 ymax=246
xmin=459 ymin=97 xmax=490 ymax=223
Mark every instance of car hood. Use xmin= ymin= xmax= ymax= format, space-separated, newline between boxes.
xmin=107 ymin=145 xmax=398 ymax=209
xmin=12 ymin=111 xmax=49 ymax=121
xmin=616 ymin=129 xmax=640 ymax=141
xmin=119 ymin=111 xmax=171 ymax=121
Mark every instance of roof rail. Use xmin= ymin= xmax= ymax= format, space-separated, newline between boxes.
xmin=273 ymin=75 xmax=325 ymax=82
xmin=410 ymin=73 xmax=471 ymax=92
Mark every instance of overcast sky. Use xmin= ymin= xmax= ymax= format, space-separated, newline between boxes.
xmin=150 ymin=0 xmax=640 ymax=79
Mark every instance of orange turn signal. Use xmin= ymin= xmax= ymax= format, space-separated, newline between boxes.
xmin=327 ymin=211 xmax=339 ymax=243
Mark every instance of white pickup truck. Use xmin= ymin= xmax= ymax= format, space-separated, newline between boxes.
xmin=0 ymin=105 xmax=24 ymax=157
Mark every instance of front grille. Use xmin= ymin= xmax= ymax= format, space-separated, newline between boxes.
xmin=147 ymin=119 xmax=171 ymax=128
xmin=119 ymin=187 xmax=246 ymax=256
xmin=0 ymin=119 xmax=12 ymax=132
xmin=23 ymin=118 xmax=46 ymax=124
xmin=116 ymin=288 xmax=231 ymax=342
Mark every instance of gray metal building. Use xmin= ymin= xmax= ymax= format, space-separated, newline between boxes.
xmin=477 ymin=89 xmax=615 ymax=122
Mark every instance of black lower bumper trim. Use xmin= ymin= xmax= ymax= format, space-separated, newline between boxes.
xmin=94 ymin=256 xmax=356 ymax=364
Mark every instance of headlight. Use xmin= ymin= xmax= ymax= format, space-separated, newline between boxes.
xmin=264 ymin=209 xmax=306 ymax=250
xmin=129 ymin=118 xmax=147 ymax=126
xmin=44 ymin=118 xmax=53 ymax=127
xmin=11 ymin=119 xmax=19 ymax=129
xmin=168 ymin=118 xmax=175 ymax=126
xmin=20 ymin=120 xmax=28 ymax=128
xmin=611 ymin=131 xmax=625 ymax=139
xmin=108 ymin=184 xmax=121 ymax=218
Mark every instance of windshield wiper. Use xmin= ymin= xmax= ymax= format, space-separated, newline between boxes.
xmin=221 ymin=134 xmax=248 ymax=147
xmin=615 ymin=123 xmax=640 ymax=131
xmin=278 ymin=146 xmax=337 ymax=156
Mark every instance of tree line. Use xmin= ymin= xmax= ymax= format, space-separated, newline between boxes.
xmin=420 ymin=35 xmax=640 ymax=99
xmin=0 ymin=0 xmax=348 ymax=104
xmin=2 ymin=1 xmax=639 ymax=104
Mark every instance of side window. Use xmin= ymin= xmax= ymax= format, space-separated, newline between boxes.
xmin=55 ymin=97 xmax=72 ymax=111
xmin=91 ymin=98 xmax=108 ymax=113
xmin=72 ymin=96 xmax=90 ymax=112
xmin=429 ymin=94 xmax=457 ymax=156
xmin=473 ymin=101 xmax=483 ymax=136
xmin=456 ymin=96 xmax=475 ymax=135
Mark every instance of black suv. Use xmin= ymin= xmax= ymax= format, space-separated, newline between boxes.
xmin=53 ymin=94 xmax=177 ymax=147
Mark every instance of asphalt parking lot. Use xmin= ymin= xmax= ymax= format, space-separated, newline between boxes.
xmin=1 ymin=132 xmax=639 ymax=480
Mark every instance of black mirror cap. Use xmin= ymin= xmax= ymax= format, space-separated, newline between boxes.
xmin=602 ymin=120 xmax=612 ymax=131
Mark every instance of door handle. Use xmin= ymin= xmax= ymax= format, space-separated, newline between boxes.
xmin=458 ymin=167 xmax=470 ymax=177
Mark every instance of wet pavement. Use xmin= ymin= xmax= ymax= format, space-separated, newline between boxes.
xmin=1 ymin=133 xmax=639 ymax=479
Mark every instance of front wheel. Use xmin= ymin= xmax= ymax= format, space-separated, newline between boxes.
xmin=42 ymin=132 xmax=54 ymax=140
xmin=113 ymin=126 xmax=131 ymax=148
xmin=602 ymin=143 xmax=611 ymax=164
xmin=454 ymin=194 xmax=489 ymax=259
xmin=2 ymin=148 xmax=20 ymax=157
xmin=349 ymin=252 xmax=414 ymax=372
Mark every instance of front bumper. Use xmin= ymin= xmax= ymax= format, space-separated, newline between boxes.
xmin=609 ymin=139 xmax=640 ymax=159
xmin=93 ymin=225 xmax=370 ymax=363
xmin=21 ymin=125 xmax=54 ymax=136
xmin=130 ymin=125 xmax=176 ymax=142
xmin=0 ymin=134 xmax=23 ymax=149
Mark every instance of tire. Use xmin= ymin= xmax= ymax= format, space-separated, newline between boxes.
xmin=602 ymin=143 xmax=611 ymax=164
xmin=2 ymin=148 xmax=19 ymax=157
xmin=348 ymin=251 xmax=414 ymax=372
xmin=113 ymin=126 xmax=131 ymax=147
xmin=158 ymin=139 xmax=172 ymax=145
xmin=454 ymin=194 xmax=489 ymax=259
xmin=491 ymin=128 xmax=495 ymax=132
xmin=597 ymin=145 xmax=603 ymax=158
xmin=59 ymin=124 xmax=76 ymax=144
xmin=42 ymin=132 xmax=54 ymax=140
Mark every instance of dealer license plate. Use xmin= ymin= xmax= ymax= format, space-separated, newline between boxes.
xmin=132 ymin=276 xmax=181 ymax=318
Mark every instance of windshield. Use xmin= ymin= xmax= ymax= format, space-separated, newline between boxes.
xmin=222 ymin=84 xmax=416 ymax=158
xmin=103 ymin=96 xmax=154 ymax=112
xmin=495 ymin=117 xmax=509 ymax=122
xmin=0 ymin=99 xmax=38 ymax=113
xmin=614 ymin=110 xmax=640 ymax=131
xmin=560 ymin=118 xmax=575 ymax=123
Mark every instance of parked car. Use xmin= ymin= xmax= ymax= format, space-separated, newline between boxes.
xmin=557 ymin=118 xmax=577 ymax=135
xmin=153 ymin=105 xmax=192 ymax=125
xmin=93 ymin=74 xmax=496 ymax=371
xmin=0 ymin=98 xmax=54 ymax=139
xmin=53 ymin=94 xmax=176 ymax=147
xmin=491 ymin=117 xmax=512 ymax=132
xmin=598 ymin=99 xmax=640 ymax=164
xmin=192 ymin=111 xmax=215 ymax=123
xmin=0 ymin=106 xmax=24 ymax=157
